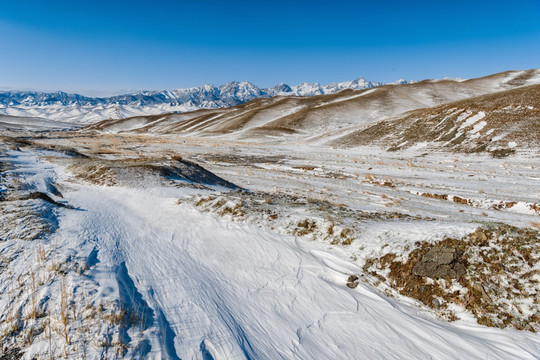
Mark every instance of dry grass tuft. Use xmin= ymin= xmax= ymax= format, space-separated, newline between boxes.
xmin=365 ymin=224 xmax=540 ymax=332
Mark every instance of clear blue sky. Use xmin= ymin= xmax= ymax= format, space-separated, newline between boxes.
xmin=1 ymin=0 xmax=539 ymax=96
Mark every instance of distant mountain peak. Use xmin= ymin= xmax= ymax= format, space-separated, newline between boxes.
xmin=0 ymin=76 xmax=413 ymax=122
xmin=272 ymin=83 xmax=292 ymax=93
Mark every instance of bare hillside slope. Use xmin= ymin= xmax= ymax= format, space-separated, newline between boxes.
xmin=333 ymin=83 xmax=540 ymax=155
xmin=86 ymin=69 xmax=540 ymax=143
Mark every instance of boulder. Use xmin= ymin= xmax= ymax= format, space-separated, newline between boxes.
xmin=470 ymin=229 xmax=488 ymax=242
xmin=347 ymin=274 xmax=359 ymax=289
xmin=412 ymin=246 xmax=466 ymax=279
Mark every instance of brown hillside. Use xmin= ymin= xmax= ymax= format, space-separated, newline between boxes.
xmin=334 ymin=84 xmax=540 ymax=154
xmin=83 ymin=69 xmax=540 ymax=147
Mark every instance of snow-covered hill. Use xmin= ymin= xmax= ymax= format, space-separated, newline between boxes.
xmin=86 ymin=69 xmax=540 ymax=152
xmin=0 ymin=78 xmax=388 ymax=123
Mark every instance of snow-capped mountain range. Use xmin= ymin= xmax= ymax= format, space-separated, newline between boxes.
xmin=0 ymin=77 xmax=411 ymax=123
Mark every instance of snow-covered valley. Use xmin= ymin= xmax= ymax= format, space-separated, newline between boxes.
xmin=1 ymin=131 xmax=539 ymax=359
xmin=3 ymin=0 xmax=540 ymax=353
xmin=1 ymin=69 xmax=540 ymax=359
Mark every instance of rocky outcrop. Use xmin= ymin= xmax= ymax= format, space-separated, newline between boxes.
xmin=412 ymin=246 xmax=466 ymax=279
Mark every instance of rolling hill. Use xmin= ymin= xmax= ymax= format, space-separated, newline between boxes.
xmin=84 ymin=69 xmax=540 ymax=153
xmin=333 ymin=83 xmax=540 ymax=155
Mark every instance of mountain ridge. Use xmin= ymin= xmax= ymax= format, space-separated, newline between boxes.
xmin=0 ymin=77 xmax=392 ymax=108
xmin=1 ymin=69 xmax=538 ymax=129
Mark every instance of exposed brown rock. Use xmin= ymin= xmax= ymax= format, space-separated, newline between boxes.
xmin=412 ymin=246 xmax=466 ymax=279
xmin=421 ymin=193 xmax=449 ymax=201
xmin=453 ymin=196 xmax=469 ymax=205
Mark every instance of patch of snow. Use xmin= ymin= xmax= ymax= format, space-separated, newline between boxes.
xmin=459 ymin=112 xmax=486 ymax=130
xmin=314 ymin=88 xmax=378 ymax=108
xmin=470 ymin=121 xmax=487 ymax=135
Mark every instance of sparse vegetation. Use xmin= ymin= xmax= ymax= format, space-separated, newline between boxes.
xmin=0 ymin=143 xmax=148 ymax=358
xmin=365 ymin=224 xmax=540 ymax=332
xmin=190 ymin=191 xmax=420 ymax=248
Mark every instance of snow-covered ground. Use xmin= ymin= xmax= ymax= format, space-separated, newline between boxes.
xmin=1 ymin=133 xmax=540 ymax=359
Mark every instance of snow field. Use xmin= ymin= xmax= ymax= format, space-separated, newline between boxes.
xmin=1 ymin=143 xmax=540 ymax=359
